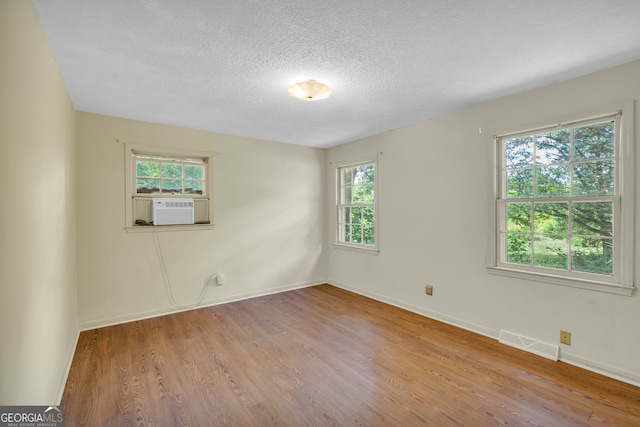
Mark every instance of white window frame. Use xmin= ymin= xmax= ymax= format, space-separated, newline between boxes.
xmin=124 ymin=143 xmax=214 ymax=231
xmin=334 ymin=156 xmax=379 ymax=254
xmin=487 ymin=102 xmax=635 ymax=296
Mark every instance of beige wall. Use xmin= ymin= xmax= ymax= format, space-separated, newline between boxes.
xmin=0 ymin=1 xmax=78 ymax=404
xmin=327 ymin=60 xmax=640 ymax=384
xmin=76 ymin=113 xmax=327 ymax=327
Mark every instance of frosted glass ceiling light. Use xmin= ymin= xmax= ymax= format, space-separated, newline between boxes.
xmin=288 ymin=79 xmax=332 ymax=101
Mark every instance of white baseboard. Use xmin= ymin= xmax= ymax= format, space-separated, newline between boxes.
xmin=560 ymin=351 xmax=640 ymax=387
xmin=327 ymin=279 xmax=640 ymax=388
xmin=54 ymin=328 xmax=80 ymax=405
xmin=79 ymin=279 xmax=323 ymax=331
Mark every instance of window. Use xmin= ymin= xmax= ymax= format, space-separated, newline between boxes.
xmin=491 ymin=110 xmax=634 ymax=295
xmin=336 ymin=160 xmax=378 ymax=251
xmin=134 ymin=153 xmax=207 ymax=196
xmin=125 ymin=144 xmax=214 ymax=230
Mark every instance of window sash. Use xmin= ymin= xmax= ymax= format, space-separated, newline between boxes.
xmin=496 ymin=196 xmax=620 ymax=283
xmin=337 ymin=160 xmax=377 ymax=248
xmin=133 ymin=153 xmax=208 ymax=198
xmin=495 ymin=114 xmax=621 ymax=283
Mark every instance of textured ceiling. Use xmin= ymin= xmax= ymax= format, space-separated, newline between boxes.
xmin=32 ymin=0 xmax=640 ymax=148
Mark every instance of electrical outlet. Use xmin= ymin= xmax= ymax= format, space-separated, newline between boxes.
xmin=560 ymin=330 xmax=571 ymax=345
xmin=208 ymin=273 xmax=224 ymax=286
xmin=425 ymin=285 xmax=433 ymax=296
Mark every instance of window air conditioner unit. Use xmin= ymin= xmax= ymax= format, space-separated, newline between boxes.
xmin=152 ymin=198 xmax=194 ymax=225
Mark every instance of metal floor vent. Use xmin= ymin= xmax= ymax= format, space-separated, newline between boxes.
xmin=499 ymin=330 xmax=559 ymax=361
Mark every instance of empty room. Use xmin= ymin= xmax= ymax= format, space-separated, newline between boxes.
xmin=2 ymin=0 xmax=640 ymax=425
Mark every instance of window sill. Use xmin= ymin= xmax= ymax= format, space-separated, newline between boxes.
xmin=333 ymin=243 xmax=379 ymax=255
xmin=125 ymin=224 xmax=214 ymax=233
xmin=487 ymin=266 xmax=635 ymax=296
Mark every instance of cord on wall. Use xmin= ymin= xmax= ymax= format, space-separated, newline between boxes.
xmin=153 ymin=227 xmax=210 ymax=309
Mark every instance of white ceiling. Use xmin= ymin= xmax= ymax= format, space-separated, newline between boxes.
xmin=33 ymin=0 xmax=640 ymax=148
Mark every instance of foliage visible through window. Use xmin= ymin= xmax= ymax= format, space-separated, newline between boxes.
xmin=338 ymin=162 xmax=376 ymax=247
xmin=135 ymin=154 xmax=207 ymax=196
xmin=499 ymin=118 xmax=618 ymax=277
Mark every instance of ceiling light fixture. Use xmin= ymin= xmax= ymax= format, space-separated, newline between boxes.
xmin=288 ymin=79 xmax=332 ymax=102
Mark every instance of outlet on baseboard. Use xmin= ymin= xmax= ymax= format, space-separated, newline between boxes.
xmin=425 ymin=285 xmax=433 ymax=296
xmin=560 ymin=330 xmax=571 ymax=345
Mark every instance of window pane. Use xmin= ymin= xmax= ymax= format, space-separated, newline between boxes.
xmin=184 ymin=165 xmax=203 ymax=180
xmin=505 ymin=136 xmax=534 ymax=168
xmin=351 ymin=207 xmax=362 ymax=224
xmin=363 ymin=226 xmax=375 ymax=244
xmin=574 ymin=122 xmax=615 ymax=161
xmin=573 ymin=160 xmax=614 ymax=196
xmin=506 ymin=233 xmax=531 ymax=265
xmin=572 ymin=237 xmax=613 ymax=275
xmin=534 ymin=203 xmax=568 ymax=234
xmin=506 ymin=168 xmax=533 ymax=198
xmin=507 ymin=203 xmax=531 ymax=232
xmin=342 ymin=186 xmax=353 ymax=204
xmin=137 ymin=161 xmax=160 ymax=177
xmin=572 ymin=202 xmax=612 ymax=237
xmin=362 ymin=207 xmax=375 ymax=225
xmin=361 ymin=164 xmax=375 ymax=184
xmin=352 ymin=186 xmax=365 ymax=203
xmin=536 ymin=165 xmax=570 ymax=197
xmin=534 ymin=235 xmax=568 ymax=270
xmin=536 ymin=129 xmax=570 ymax=165
xmin=343 ymin=167 xmax=354 ymax=186
xmin=162 ymin=163 xmax=182 ymax=179
xmin=354 ymin=166 xmax=367 ymax=184
xmin=343 ymin=224 xmax=351 ymax=242
xmin=136 ymin=178 xmax=160 ymax=193
xmin=162 ymin=179 xmax=182 ymax=193
xmin=363 ymin=185 xmax=375 ymax=203
xmin=184 ymin=181 xmax=204 ymax=194
xmin=352 ymin=225 xmax=363 ymax=243
xmin=341 ymin=207 xmax=351 ymax=224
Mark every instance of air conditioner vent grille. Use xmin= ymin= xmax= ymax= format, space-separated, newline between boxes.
xmin=152 ymin=198 xmax=195 ymax=225
xmin=161 ymin=201 xmax=194 ymax=208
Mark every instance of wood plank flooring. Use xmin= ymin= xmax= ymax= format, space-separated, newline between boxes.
xmin=61 ymin=284 xmax=640 ymax=426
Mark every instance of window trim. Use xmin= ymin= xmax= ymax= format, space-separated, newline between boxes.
xmin=487 ymin=101 xmax=635 ymax=295
xmin=124 ymin=143 xmax=214 ymax=231
xmin=334 ymin=155 xmax=379 ymax=254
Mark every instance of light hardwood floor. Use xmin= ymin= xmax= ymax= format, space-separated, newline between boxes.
xmin=62 ymin=284 xmax=640 ymax=426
